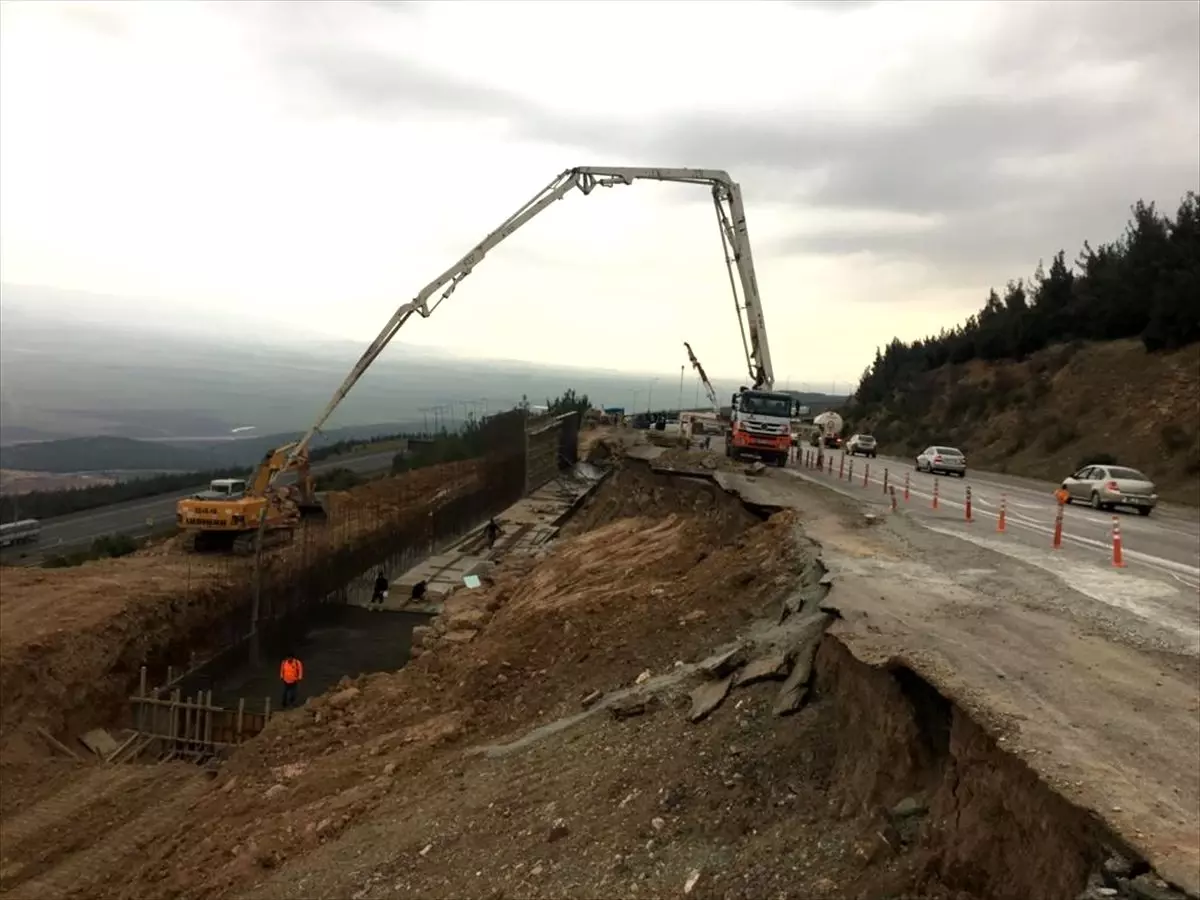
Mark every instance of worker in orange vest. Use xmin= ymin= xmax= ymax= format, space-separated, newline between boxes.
xmin=279 ymin=653 xmax=304 ymax=709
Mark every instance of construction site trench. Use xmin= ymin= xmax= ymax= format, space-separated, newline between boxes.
xmin=0 ymin=440 xmax=1189 ymax=900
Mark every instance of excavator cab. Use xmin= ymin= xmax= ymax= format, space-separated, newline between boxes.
xmin=194 ymin=478 xmax=248 ymax=500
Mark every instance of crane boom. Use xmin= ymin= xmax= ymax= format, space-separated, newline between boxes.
xmin=284 ymin=166 xmax=776 ymax=472
xmin=683 ymin=341 xmax=721 ymax=416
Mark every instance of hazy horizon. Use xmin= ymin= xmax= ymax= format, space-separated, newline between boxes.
xmin=0 ymin=288 xmax=848 ymax=445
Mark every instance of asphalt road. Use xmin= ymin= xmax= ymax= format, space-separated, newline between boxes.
xmin=787 ymin=447 xmax=1200 ymax=591
xmin=0 ymin=449 xmax=398 ymax=565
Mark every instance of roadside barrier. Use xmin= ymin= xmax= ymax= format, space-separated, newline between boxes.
xmin=903 ymin=472 xmax=910 ymax=502
xmin=838 ymin=455 xmax=845 ymax=480
xmin=932 ymin=477 xmax=940 ymax=510
xmin=882 ymin=468 xmax=889 ymax=495
xmin=965 ymin=485 xmax=973 ymax=523
xmin=863 ymin=463 xmax=870 ymax=488
xmin=827 ymin=455 xmax=833 ymax=475
xmin=848 ymin=459 xmax=855 ymax=484
xmin=997 ymin=494 xmax=1007 ymax=533
xmin=890 ymin=485 xmax=897 ymax=513
xmin=1112 ymin=516 xmax=1126 ymax=568
xmin=1052 ymin=500 xmax=1064 ymax=550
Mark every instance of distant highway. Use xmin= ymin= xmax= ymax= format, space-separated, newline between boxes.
xmin=0 ymin=449 xmax=398 ymax=566
xmin=788 ymin=449 xmax=1200 ymax=588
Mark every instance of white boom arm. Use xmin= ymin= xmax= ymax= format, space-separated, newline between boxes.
xmin=286 ymin=166 xmax=776 ymax=468
xmin=683 ymin=341 xmax=722 ymax=416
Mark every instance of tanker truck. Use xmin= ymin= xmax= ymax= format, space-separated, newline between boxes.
xmin=810 ymin=411 xmax=844 ymax=449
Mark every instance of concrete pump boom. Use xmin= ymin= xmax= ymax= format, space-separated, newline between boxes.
xmin=283 ymin=166 xmax=776 ymax=474
xmin=684 ymin=341 xmax=722 ymax=416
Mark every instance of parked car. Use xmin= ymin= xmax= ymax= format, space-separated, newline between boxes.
xmin=1060 ymin=464 xmax=1157 ymax=516
xmin=915 ymin=446 xmax=967 ymax=477
xmin=845 ymin=434 xmax=878 ymax=458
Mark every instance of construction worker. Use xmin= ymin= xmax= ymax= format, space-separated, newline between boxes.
xmin=370 ymin=570 xmax=389 ymax=610
xmin=485 ymin=518 xmax=502 ymax=550
xmin=279 ymin=653 xmax=304 ymax=709
xmin=410 ymin=579 xmax=428 ymax=603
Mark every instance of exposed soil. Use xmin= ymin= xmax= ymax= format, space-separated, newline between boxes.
xmin=0 ymin=445 xmax=1191 ymax=900
xmin=0 ymin=460 xmax=486 ymax=813
xmin=854 ymin=339 xmax=1200 ymax=504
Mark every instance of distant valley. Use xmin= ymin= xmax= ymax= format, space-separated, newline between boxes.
xmin=0 ymin=284 xmax=845 ymax=476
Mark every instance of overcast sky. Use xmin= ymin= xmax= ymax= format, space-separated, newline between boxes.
xmin=1 ymin=0 xmax=1196 ymax=388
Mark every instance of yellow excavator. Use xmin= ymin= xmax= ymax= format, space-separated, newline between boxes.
xmin=175 ymin=441 xmax=326 ymax=555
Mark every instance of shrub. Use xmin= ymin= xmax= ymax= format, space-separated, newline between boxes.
xmin=1160 ymin=423 xmax=1192 ymax=454
xmin=1043 ymin=422 xmax=1080 ymax=452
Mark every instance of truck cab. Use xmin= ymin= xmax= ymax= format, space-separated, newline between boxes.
xmin=727 ymin=388 xmax=793 ymax=466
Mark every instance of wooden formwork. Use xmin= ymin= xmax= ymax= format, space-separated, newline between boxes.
xmin=129 ymin=666 xmax=274 ymax=762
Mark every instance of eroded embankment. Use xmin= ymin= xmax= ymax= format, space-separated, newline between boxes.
xmin=810 ymin=635 xmax=1175 ymax=900
xmin=0 ymin=455 xmax=1188 ymax=900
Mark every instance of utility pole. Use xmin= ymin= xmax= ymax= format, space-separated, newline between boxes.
xmin=677 ymin=365 xmax=684 ymax=416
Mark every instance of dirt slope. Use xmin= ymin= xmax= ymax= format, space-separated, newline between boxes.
xmin=0 ymin=460 xmax=485 ymax=806
xmin=853 ymin=339 xmax=1200 ymax=503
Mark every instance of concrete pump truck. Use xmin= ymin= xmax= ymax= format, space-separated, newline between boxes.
xmin=181 ymin=166 xmax=790 ymax=554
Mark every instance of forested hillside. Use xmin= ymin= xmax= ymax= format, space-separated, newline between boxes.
xmin=846 ymin=192 xmax=1200 ymax=502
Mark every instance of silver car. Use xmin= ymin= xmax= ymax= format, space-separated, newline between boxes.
xmin=1061 ymin=464 xmax=1157 ymax=516
xmin=916 ymin=446 xmax=967 ymax=477
xmin=846 ymin=434 xmax=878 ymax=458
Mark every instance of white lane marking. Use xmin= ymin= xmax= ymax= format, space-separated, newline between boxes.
xmin=792 ymin=464 xmax=1200 ymax=578
xmin=923 ymin=524 xmax=1200 ymax=650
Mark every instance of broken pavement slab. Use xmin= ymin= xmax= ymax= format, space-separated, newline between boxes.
xmin=773 ymin=615 xmax=830 ymax=716
xmin=688 ymin=673 xmax=734 ymax=723
xmin=733 ymin=652 xmax=789 ymax=687
xmin=696 ymin=645 xmax=748 ymax=679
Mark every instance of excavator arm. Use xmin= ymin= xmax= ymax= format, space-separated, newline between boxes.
xmin=683 ymin=341 xmax=722 ymax=416
xmin=247 ymin=441 xmax=313 ymax=497
xmin=280 ymin=166 xmax=776 ymax=477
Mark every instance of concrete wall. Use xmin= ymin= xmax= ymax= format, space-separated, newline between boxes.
xmin=524 ymin=411 xmax=580 ymax=494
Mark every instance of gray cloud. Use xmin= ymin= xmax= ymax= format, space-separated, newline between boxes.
xmin=241 ymin=0 xmax=1198 ymax=282
xmin=623 ymin=2 xmax=1200 ymax=278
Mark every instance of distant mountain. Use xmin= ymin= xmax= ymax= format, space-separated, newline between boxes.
xmin=0 ymin=436 xmax=215 ymax=473
xmin=1 ymin=283 xmax=847 ymax=450
xmin=0 ymin=422 xmax=421 ymax=474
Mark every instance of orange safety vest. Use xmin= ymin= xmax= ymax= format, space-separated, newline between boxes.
xmin=280 ymin=658 xmax=303 ymax=684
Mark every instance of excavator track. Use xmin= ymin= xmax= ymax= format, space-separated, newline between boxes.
xmin=230 ymin=528 xmax=294 ymax=556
